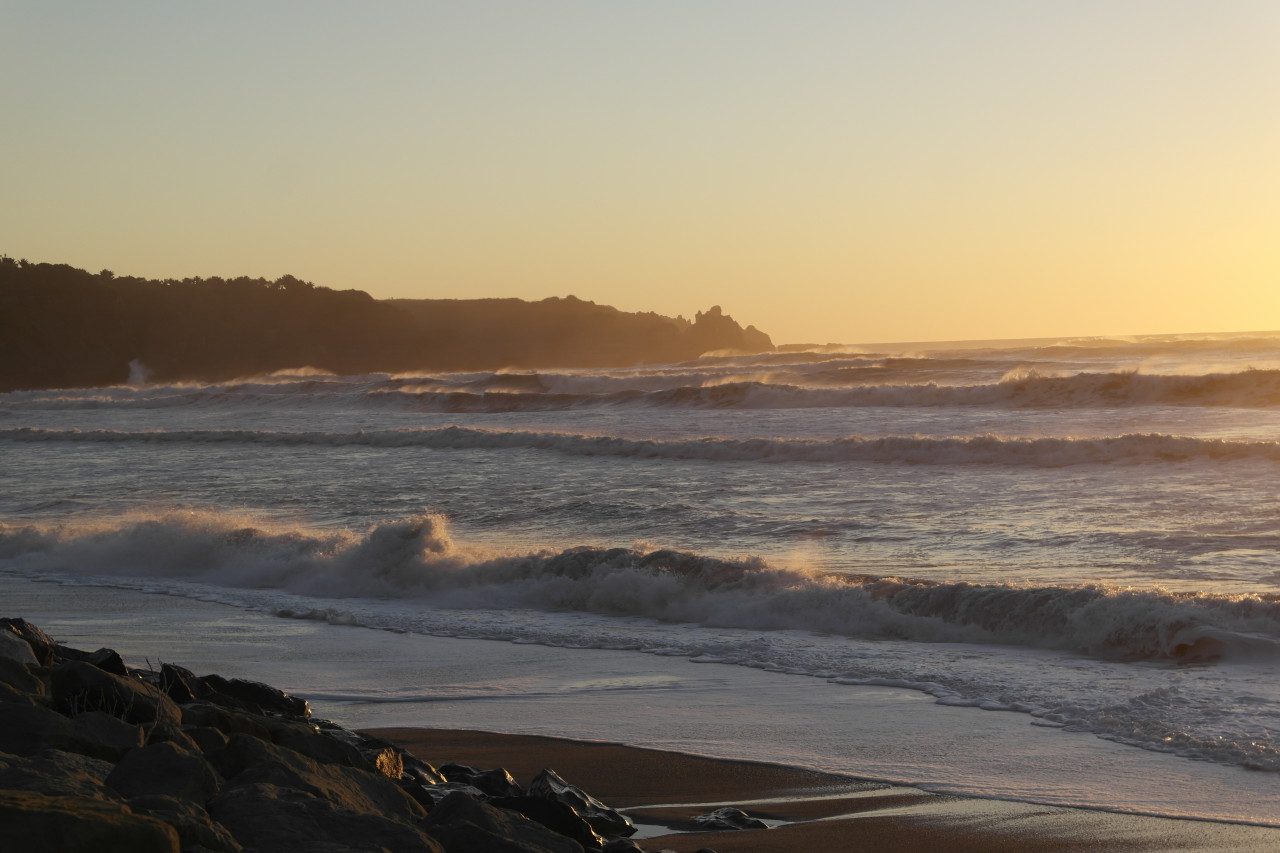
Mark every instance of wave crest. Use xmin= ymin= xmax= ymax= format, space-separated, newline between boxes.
xmin=5 ymin=426 xmax=1279 ymax=467
xmin=4 ymin=510 xmax=1277 ymax=664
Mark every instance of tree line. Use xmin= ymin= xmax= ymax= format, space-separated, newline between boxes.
xmin=0 ymin=257 xmax=773 ymax=390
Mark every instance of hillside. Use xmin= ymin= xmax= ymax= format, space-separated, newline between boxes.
xmin=0 ymin=257 xmax=773 ymax=390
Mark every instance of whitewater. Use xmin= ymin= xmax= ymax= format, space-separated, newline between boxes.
xmin=4 ymin=331 xmax=1280 ymax=824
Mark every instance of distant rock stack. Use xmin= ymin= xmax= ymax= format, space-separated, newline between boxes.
xmin=0 ymin=617 xmax=714 ymax=853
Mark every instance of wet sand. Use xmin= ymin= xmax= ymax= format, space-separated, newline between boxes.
xmin=366 ymin=727 xmax=1280 ymax=852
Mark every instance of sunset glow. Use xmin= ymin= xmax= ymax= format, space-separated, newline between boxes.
xmin=3 ymin=1 xmax=1277 ymax=343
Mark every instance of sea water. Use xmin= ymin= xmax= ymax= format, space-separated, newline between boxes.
xmin=3 ymin=333 xmax=1279 ymax=824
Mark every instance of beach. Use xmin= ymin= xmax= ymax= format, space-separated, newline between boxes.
xmin=374 ymin=728 xmax=1280 ymax=851
xmin=6 ymin=577 xmax=1280 ymax=850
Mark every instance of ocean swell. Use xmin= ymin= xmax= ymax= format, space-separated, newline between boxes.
xmin=3 ymin=510 xmax=1277 ymax=664
xmin=4 ymin=426 xmax=1280 ymax=467
xmin=8 ymin=364 xmax=1280 ymax=412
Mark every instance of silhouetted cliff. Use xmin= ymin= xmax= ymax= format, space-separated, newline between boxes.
xmin=0 ymin=257 xmax=773 ymax=390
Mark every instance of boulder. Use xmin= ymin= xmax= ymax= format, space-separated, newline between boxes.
xmin=209 ymin=733 xmax=425 ymax=821
xmin=402 ymin=752 xmax=448 ymax=786
xmin=472 ymin=766 xmax=524 ymax=797
xmin=106 ymin=741 xmax=222 ymax=803
xmin=530 ymin=768 xmax=635 ymax=838
xmin=180 ymin=701 xmax=272 ymax=739
xmin=0 ymin=703 xmax=78 ymax=757
xmin=0 ymin=789 xmax=180 ymax=853
xmin=414 ymin=781 xmax=488 ymax=805
xmin=600 ymin=841 xmax=644 ymax=853
xmin=86 ymin=648 xmax=129 ymax=677
xmin=0 ymin=618 xmax=58 ymax=665
xmin=491 ymin=795 xmax=604 ymax=850
xmin=157 ymin=663 xmax=201 ymax=704
xmin=268 ymin=720 xmax=368 ymax=768
xmin=0 ymin=629 xmax=37 ymax=665
xmin=183 ymin=724 xmax=230 ymax=754
xmin=127 ymin=794 xmax=243 ymax=852
xmin=0 ymin=655 xmax=47 ymax=700
xmin=50 ymin=660 xmax=181 ymax=726
xmin=143 ymin=719 xmax=201 ymax=752
xmin=209 ymin=781 xmax=443 ymax=853
xmin=0 ymin=748 xmax=119 ymax=800
xmin=438 ymin=761 xmax=481 ymax=782
xmin=70 ymin=711 xmax=146 ymax=761
xmin=200 ymin=674 xmax=310 ymax=718
xmin=422 ymin=791 xmax=584 ymax=853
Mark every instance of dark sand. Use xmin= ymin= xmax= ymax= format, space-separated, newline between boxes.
xmin=366 ymin=728 xmax=1280 ymax=852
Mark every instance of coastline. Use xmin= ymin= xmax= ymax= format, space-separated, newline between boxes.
xmin=369 ymin=727 xmax=1280 ymax=852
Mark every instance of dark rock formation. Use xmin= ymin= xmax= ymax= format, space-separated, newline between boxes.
xmin=423 ymin=791 xmax=584 ymax=853
xmin=106 ymin=742 xmax=221 ymax=802
xmin=0 ymin=618 xmax=706 ymax=853
xmin=0 ymin=790 xmax=181 ymax=852
xmin=531 ymin=768 xmax=636 ymax=838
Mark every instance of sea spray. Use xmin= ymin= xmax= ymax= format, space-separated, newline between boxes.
xmin=4 ymin=509 xmax=1278 ymax=663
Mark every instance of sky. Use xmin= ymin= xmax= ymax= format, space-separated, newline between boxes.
xmin=2 ymin=1 xmax=1277 ymax=345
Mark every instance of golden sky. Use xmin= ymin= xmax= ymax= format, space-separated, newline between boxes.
xmin=3 ymin=1 xmax=1277 ymax=344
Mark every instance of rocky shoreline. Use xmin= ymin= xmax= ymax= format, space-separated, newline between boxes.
xmin=0 ymin=618 xmax=715 ymax=853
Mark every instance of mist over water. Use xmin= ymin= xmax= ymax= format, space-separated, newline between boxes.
xmin=4 ymin=332 xmax=1280 ymax=791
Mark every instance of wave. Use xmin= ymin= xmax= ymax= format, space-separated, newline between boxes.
xmin=4 ymin=510 xmax=1278 ymax=666
xmin=11 ymin=367 xmax=1280 ymax=412
xmin=4 ymin=426 xmax=1280 ymax=467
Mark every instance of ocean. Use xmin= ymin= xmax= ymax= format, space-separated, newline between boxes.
xmin=4 ymin=333 xmax=1280 ymax=826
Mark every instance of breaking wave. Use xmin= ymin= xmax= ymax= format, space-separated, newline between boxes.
xmin=9 ymin=366 xmax=1280 ymax=411
xmin=3 ymin=509 xmax=1278 ymax=665
xmin=5 ymin=426 xmax=1280 ymax=467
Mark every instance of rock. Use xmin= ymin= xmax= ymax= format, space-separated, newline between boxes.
xmin=0 ymin=628 xmax=38 ymax=665
xmin=600 ymin=841 xmax=643 ymax=853
xmin=0 ymin=789 xmax=180 ymax=853
xmin=127 ymin=794 xmax=243 ymax=852
xmin=183 ymin=724 xmax=230 ymax=754
xmin=0 ymin=655 xmax=47 ymax=699
xmin=209 ymin=733 xmax=425 ymax=821
xmin=472 ymin=766 xmax=524 ymax=797
xmin=86 ymin=648 xmax=129 ymax=677
xmin=180 ymin=702 xmax=271 ymax=739
xmin=271 ymin=721 xmax=368 ymax=768
xmin=0 ymin=617 xmax=58 ymax=665
xmin=0 ymin=749 xmax=120 ymax=800
xmin=690 ymin=807 xmax=769 ymax=830
xmin=530 ymin=768 xmax=635 ymax=838
xmin=402 ymin=752 xmax=448 ymax=786
xmin=144 ymin=719 xmax=201 ymax=751
xmin=209 ymin=782 xmax=443 ymax=853
xmin=491 ymin=795 xmax=604 ymax=850
xmin=50 ymin=660 xmax=181 ymax=726
xmin=415 ymin=781 xmax=489 ymax=805
xmin=0 ymin=702 xmax=78 ymax=756
xmin=106 ymin=741 xmax=222 ymax=803
xmin=200 ymin=674 xmax=310 ymax=718
xmin=70 ymin=711 xmax=146 ymax=761
xmin=423 ymin=791 xmax=584 ymax=853
xmin=157 ymin=663 xmax=201 ymax=704
xmin=438 ymin=760 xmax=482 ymax=782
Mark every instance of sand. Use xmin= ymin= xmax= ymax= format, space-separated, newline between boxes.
xmin=365 ymin=727 xmax=1280 ymax=852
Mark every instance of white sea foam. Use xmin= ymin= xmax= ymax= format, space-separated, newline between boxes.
xmin=4 ymin=509 xmax=1277 ymax=665
xmin=5 ymin=425 xmax=1280 ymax=467
xmin=9 ymin=364 xmax=1280 ymax=412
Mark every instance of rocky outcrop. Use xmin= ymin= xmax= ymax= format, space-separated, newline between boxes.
xmin=0 ymin=618 xmax=710 ymax=853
